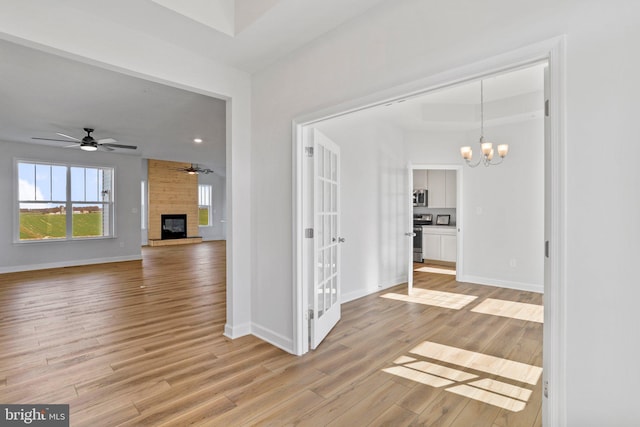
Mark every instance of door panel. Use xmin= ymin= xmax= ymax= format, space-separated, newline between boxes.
xmin=310 ymin=129 xmax=341 ymax=350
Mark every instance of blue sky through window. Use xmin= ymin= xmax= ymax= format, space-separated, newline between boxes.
xmin=19 ymin=163 xmax=109 ymax=205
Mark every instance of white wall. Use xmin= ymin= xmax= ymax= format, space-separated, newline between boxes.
xmin=251 ymin=0 xmax=640 ymax=423
xmin=314 ymin=120 xmax=408 ymax=302
xmin=198 ymin=172 xmax=227 ymax=241
xmin=0 ymin=140 xmax=142 ymax=272
xmin=406 ymin=118 xmax=545 ymax=292
xmin=0 ymin=3 xmax=252 ymax=338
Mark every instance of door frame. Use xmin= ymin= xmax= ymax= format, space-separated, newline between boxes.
xmin=410 ymin=164 xmax=463 ymax=288
xmin=292 ymin=36 xmax=566 ymax=426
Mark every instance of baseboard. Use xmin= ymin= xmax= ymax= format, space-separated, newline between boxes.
xmin=250 ymin=323 xmax=294 ymax=354
xmin=458 ymin=274 xmax=543 ymax=294
xmin=342 ymin=275 xmax=408 ymax=303
xmin=223 ymin=322 xmax=251 ymax=340
xmin=0 ymin=254 xmax=143 ymax=274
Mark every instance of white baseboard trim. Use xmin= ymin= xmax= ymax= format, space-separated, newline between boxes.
xmin=250 ymin=323 xmax=294 ymax=354
xmin=459 ymin=274 xmax=543 ymax=294
xmin=0 ymin=254 xmax=143 ymax=274
xmin=223 ymin=322 xmax=251 ymax=339
xmin=342 ymin=275 xmax=407 ymax=303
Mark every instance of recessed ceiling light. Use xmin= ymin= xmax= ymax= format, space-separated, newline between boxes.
xmin=193 ymin=138 xmax=203 ymax=143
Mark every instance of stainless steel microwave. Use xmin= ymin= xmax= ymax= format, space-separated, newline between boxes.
xmin=413 ymin=189 xmax=427 ymax=207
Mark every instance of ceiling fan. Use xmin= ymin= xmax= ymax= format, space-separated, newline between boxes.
xmin=32 ymin=127 xmax=137 ymax=152
xmin=178 ymin=164 xmax=214 ymax=175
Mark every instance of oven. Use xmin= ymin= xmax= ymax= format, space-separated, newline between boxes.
xmin=413 ymin=226 xmax=423 ymax=262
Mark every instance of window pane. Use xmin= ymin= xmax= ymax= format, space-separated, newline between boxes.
xmin=18 ymin=163 xmax=36 ymax=200
xmin=141 ymin=181 xmax=146 ymax=230
xmin=199 ymin=207 xmax=209 ymax=226
xmin=51 ymin=165 xmax=67 ymax=201
xmin=35 ymin=164 xmax=51 ymax=201
xmin=19 ymin=203 xmax=66 ymax=240
xmin=85 ymin=168 xmax=98 ymax=201
xmin=71 ymin=167 xmax=85 ymax=201
xmin=72 ymin=204 xmax=105 ymax=237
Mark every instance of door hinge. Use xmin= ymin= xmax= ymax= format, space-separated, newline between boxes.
xmin=308 ymin=309 xmax=314 ymax=320
xmin=544 ymin=380 xmax=549 ymax=398
xmin=545 ymin=99 xmax=550 ymax=117
xmin=545 ymin=240 xmax=550 ymax=258
xmin=305 ymin=228 xmax=314 ymax=238
xmin=305 ymin=147 xmax=314 ymax=157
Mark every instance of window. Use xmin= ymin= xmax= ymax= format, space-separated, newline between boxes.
xmin=141 ymin=180 xmax=147 ymax=230
xmin=198 ymin=184 xmax=212 ymax=227
xmin=17 ymin=161 xmax=114 ymax=241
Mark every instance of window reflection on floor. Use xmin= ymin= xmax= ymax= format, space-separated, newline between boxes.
xmin=471 ymin=298 xmax=543 ymax=323
xmin=382 ymin=341 xmax=542 ymax=412
xmin=414 ymin=265 xmax=456 ymax=275
xmin=381 ymin=289 xmax=478 ymax=310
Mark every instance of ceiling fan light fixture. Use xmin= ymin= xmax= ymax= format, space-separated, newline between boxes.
xmin=80 ymin=144 xmax=98 ymax=152
xmin=193 ymin=138 xmax=203 ymax=143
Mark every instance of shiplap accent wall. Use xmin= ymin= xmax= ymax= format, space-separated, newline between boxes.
xmin=147 ymin=159 xmax=198 ymax=240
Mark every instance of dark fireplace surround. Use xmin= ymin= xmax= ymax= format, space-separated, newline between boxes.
xmin=161 ymin=214 xmax=187 ymax=240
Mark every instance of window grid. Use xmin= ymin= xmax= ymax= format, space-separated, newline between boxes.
xmin=17 ymin=161 xmax=114 ymax=241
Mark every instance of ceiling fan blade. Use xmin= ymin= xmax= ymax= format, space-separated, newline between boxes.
xmin=32 ymin=137 xmax=80 ymax=143
xmin=64 ymin=144 xmax=80 ymax=148
xmin=100 ymin=145 xmax=115 ymax=151
xmin=100 ymin=143 xmax=137 ymax=150
xmin=56 ymin=132 xmax=81 ymax=141
xmin=97 ymin=138 xmax=117 ymax=144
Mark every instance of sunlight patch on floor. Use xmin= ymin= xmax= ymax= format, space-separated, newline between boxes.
xmin=414 ymin=265 xmax=456 ymax=275
xmin=409 ymin=341 xmax=542 ymax=385
xmin=471 ymin=298 xmax=543 ymax=323
xmin=381 ymin=289 xmax=477 ymax=310
xmin=382 ymin=340 xmax=542 ymax=413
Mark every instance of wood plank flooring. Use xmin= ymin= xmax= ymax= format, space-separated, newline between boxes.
xmin=0 ymin=243 xmax=542 ymax=426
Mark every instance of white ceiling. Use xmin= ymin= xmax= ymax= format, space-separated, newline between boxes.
xmin=0 ymin=0 xmax=389 ymax=176
xmin=0 ymin=1 xmax=543 ymax=175
xmin=316 ymin=64 xmax=546 ymax=134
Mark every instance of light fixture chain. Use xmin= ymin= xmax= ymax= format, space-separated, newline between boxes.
xmin=480 ymin=80 xmax=484 ymax=139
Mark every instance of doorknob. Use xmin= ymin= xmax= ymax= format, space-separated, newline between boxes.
xmin=405 ymin=232 xmax=416 ymax=237
xmin=338 ymin=237 xmax=345 ymax=243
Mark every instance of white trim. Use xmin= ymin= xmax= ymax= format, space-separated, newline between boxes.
xmin=251 ymin=323 xmax=294 ymax=353
xmin=342 ymin=276 xmax=406 ymax=304
xmin=292 ymin=122 xmax=307 ymax=356
xmin=544 ymin=36 xmax=567 ymax=427
xmin=411 ymin=163 xmax=463 ymax=282
xmin=292 ymin=37 xmax=566 ymax=426
xmin=0 ymin=254 xmax=142 ymax=274
xmin=223 ymin=322 xmax=251 ymax=339
xmin=458 ymin=275 xmax=543 ymax=294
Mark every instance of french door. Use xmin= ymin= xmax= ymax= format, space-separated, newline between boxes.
xmin=309 ymin=129 xmax=341 ymax=350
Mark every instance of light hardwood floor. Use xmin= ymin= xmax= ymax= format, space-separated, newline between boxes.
xmin=0 ymin=243 xmax=542 ymax=426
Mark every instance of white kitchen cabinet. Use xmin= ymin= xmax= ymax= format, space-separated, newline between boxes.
xmin=426 ymin=170 xmax=456 ymax=208
xmin=441 ymin=234 xmax=457 ymax=262
xmin=445 ymin=170 xmax=457 ymax=208
xmin=422 ymin=233 xmax=441 ymax=260
xmin=422 ymin=227 xmax=457 ymax=262
xmin=413 ymin=169 xmax=428 ymax=190
xmin=427 ymin=170 xmax=445 ymax=207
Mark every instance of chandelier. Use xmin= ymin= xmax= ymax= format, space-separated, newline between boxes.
xmin=460 ymin=80 xmax=508 ymax=167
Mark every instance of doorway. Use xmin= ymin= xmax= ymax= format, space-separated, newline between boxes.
xmin=409 ymin=165 xmax=463 ymax=295
xmin=293 ymin=38 xmax=566 ymax=425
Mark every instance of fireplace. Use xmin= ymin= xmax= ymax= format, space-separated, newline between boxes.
xmin=161 ymin=214 xmax=187 ymax=239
